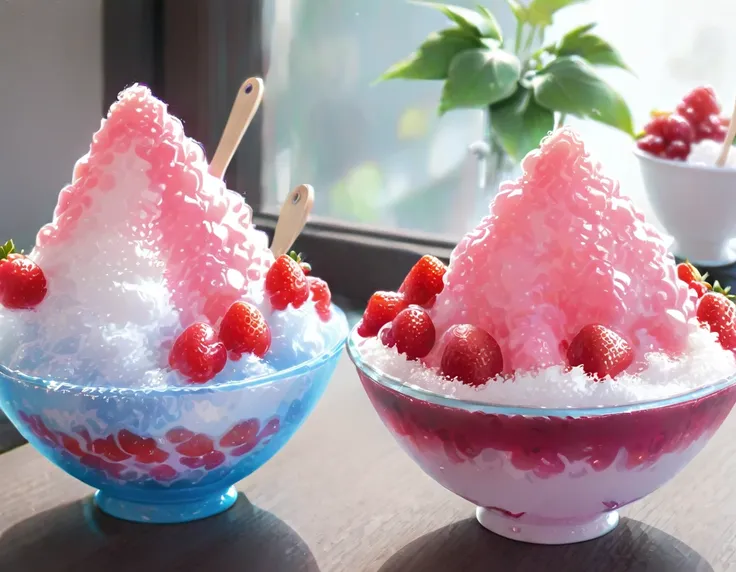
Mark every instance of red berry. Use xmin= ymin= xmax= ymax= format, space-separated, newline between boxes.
xmin=636 ymin=134 xmax=666 ymax=156
xmin=383 ymin=306 xmax=435 ymax=360
xmin=0 ymin=253 xmax=48 ymax=309
xmin=220 ymin=418 xmax=260 ymax=448
xmin=677 ymin=261 xmax=703 ymax=284
xmin=664 ymin=140 xmax=690 ymax=160
xmin=169 ymin=322 xmax=227 ymax=383
xmin=117 ymin=430 xmax=169 ymax=464
xmin=308 ymin=276 xmax=332 ymax=321
xmin=567 ymin=324 xmax=634 ymax=380
xmin=265 ymin=255 xmax=309 ymax=311
xmin=697 ymin=292 xmax=736 ymax=351
xmin=358 ymin=291 xmax=408 ymax=337
xmin=678 ymin=86 xmax=720 ymax=124
xmin=150 ymin=464 xmax=177 ymax=481
xmin=689 ymin=281 xmax=710 ymax=298
xmin=165 ymin=427 xmax=195 ymax=444
xmin=176 ymin=433 xmax=215 ymax=457
xmin=439 ymin=324 xmax=503 ymax=387
xmin=91 ymin=435 xmax=131 ymax=462
xmin=219 ymin=302 xmax=271 ymax=357
xmin=694 ymin=113 xmax=728 ymax=142
xmin=399 ymin=255 xmax=447 ymax=306
xmin=643 ymin=115 xmax=693 ymax=143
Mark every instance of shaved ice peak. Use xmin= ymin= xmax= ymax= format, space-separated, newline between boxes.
xmin=431 ymin=127 xmax=694 ymax=374
xmin=33 ymin=84 xmax=273 ymax=326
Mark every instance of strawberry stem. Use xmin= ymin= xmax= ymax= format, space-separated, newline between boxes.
xmin=0 ymin=239 xmax=15 ymax=260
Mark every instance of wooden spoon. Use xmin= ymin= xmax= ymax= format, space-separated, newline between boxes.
xmin=716 ymin=96 xmax=736 ymax=167
xmin=209 ymin=77 xmax=264 ymax=179
xmin=270 ymin=184 xmax=315 ymax=257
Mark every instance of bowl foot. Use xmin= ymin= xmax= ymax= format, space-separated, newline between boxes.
xmin=94 ymin=486 xmax=238 ymax=524
xmin=475 ymin=507 xmax=619 ymax=545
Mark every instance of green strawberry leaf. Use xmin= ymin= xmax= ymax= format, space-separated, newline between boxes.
xmin=562 ymin=22 xmax=598 ymax=41
xmin=525 ymin=0 xmax=586 ymax=27
xmin=490 ymin=87 xmax=555 ymax=160
xmin=0 ymin=239 xmax=15 ymax=260
xmin=531 ymin=55 xmax=634 ymax=135
xmin=440 ymin=48 xmax=521 ymax=113
xmin=413 ymin=1 xmax=502 ymax=39
xmin=558 ymin=31 xmax=632 ymax=72
xmin=379 ymin=28 xmax=484 ymax=81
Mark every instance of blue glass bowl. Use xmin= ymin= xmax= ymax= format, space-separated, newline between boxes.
xmin=0 ymin=308 xmax=347 ymax=524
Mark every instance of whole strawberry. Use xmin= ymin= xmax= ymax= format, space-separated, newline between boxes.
xmin=219 ymin=301 xmax=271 ymax=358
xmin=358 ymin=291 xmax=407 ymax=337
xmin=265 ymin=254 xmax=309 ymax=311
xmin=0 ymin=240 xmax=47 ymax=310
xmin=439 ymin=324 xmax=503 ymax=387
xmin=169 ymin=322 xmax=227 ymax=383
xmin=381 ymin=305 xmax=435 ymax=360
xmin=308 ymin=276 xmax=332 ymax=321
xmin=399 ymin=255 xmax=447 ymax=306
xmin=697 ymin=291 xmax=736 ymax=351
xmin=567 ymin=324 xmax=633 ymax=380
xmin=676 ymin=261 xmax=712 ymax=299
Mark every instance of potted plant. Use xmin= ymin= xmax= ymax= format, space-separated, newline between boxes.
xmin=379 ymin=0 xmax=634 ymax=191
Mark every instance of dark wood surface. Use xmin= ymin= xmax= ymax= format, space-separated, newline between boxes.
xmin=0 ymin=352 xmax=735 ymax=572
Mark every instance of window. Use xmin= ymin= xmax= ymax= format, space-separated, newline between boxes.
xmin=104 ymin=0 xmax=736 ymax=307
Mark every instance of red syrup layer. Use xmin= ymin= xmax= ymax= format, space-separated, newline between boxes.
xmin=358 ymin=371 xmax=736 ymax=514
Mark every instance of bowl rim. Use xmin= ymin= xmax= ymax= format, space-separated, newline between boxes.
xmin=346 ymin=325 xmax=736 ymax=418
xmin=633 ymin=147 xmax=736 ymax=175
xmin=0 ymin=307 xmax=348 ymax=396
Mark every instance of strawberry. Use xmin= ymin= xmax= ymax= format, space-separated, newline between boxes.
xmin=399 ymin=255 xmax=447 ymax=306
xmin=697 ymin=291 xmax=736 ymax=351
xmin=689 ymin=281 xmax=711 ymax=298
xmin=169 ymin=322 xmax=227 ymax=383
xmin=567 ymin=324 xmax=634 ymax=380
xmin=308 ymin=276 xmax=332 ymax=321
xmin=358 ymin=291 xmax=407 ymax=337
xmin=439 ymin=324 xmax=503 ymax=386
xmin=0 ymin=239 xmax=47 ymax=309
xmin=676 ymin=261 xmax=704 ymax=284
xmin=381 ymin=305 xmax=435 ymax=360
xmin=288 ymin=250 xmax=311 ymax=276
xmin=265 ymin=254 xmax=309 ymax=311
xmin=219 ymin=302 xmax=271 ymax=357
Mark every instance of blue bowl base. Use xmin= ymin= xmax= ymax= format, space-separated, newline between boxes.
xmin=94 ymin=486 xmax=238 ymax=524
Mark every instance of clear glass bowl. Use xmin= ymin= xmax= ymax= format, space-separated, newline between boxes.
xmin=346 ymin=326 xmax=736 ymax=544
xmin=0 ymin=308 xmax=347 ymax=524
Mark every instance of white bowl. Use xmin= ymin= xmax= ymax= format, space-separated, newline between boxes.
xmin=635 ymin=148 xmax=736 ymax=265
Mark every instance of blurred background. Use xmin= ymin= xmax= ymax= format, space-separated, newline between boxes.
xmin=2 ymin=0 xmax=736 ymax=250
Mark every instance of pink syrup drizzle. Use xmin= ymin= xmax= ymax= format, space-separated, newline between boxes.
xmin=35 ymin=84 xmax=273 ymax=326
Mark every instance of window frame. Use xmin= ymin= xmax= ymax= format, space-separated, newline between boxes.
xmin=103 ymin=0 xmax=455 ymax=308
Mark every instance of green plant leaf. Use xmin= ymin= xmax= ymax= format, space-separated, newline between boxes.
xmin=526 ymin=0 xmax=586 ymax=27
xmin=532 ymin=56 xmax=634 ymax=135
xmin=558 ymin=31 xmax=631 ymax=71
xmin=490 ymin=87 xmax=555 ymax=160
xmin=413 ymin=1 xmax=501 ymax=39
xmin=563 ymin=22 xmax=598 ymax=40
xmin=505 ymin=0 xmax=527 ymax=23
xmin=379 ymin=28 xmax=484 ymax=81
xmin=440 ymin=48 xmax=521 ymax=113
xmin=475 ymin=6 xmax=503 ymax=41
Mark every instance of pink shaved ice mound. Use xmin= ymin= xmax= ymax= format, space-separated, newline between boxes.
xmin=355 ymin=128 xmax=736 ymax=407
xmin=35 ymin=84 xmax=272 ymax=326
xmin=0 ymin=85 xmax=347 ymax=387
xmin=431 ymin=127 xmax=694 ymax=373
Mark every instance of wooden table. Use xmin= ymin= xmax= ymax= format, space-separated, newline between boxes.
xmin=0 ymin=352 xmax=735 ymax=572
